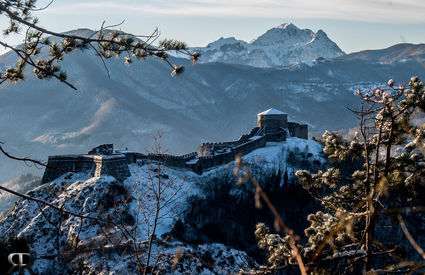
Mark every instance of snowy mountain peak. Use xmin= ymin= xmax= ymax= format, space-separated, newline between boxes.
xmin=312 ymin=29 xmax=328 ymax=40
xmin=273 ymin=22 xmax=303 ymax=35
xmin=277 ymin=22 xmax=299 ymax=30
xmin=250 ymin=23 xmax=311 ymax=46
xmin=194 ymin=23 xmax=345 ymax=67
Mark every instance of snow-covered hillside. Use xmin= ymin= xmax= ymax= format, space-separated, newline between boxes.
xmin=0 ymin=166 xmax=254 ymax=273
xmin=0 ymin=174 xmax=40 ymax=218
xmin=192 ymin=23 xmax=345 ymax=67
xmin=0 ymin=138 xmax=324 ymax=273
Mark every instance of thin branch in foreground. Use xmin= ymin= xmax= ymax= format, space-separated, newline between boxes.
xmin=234 ymin=154 xmax=307 ymax=275
xmin=0 ymin=184 xmax=96 ymax=221
xmin=0 ymin=142 xmax=48 ymax=168
xmin=398 ymin=215 xmax=425 ymax=260
xmin=252 ymin=177 xmax=307 ymax=275
xmin=0 ymin=2 xmax=197 ymax=89
xmin=30 ymin=0 xmax=54 ymax=11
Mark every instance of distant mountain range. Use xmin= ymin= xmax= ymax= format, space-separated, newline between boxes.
xmin=339 ymin=43 xmax=425 ymax=63
xmin=0 ymin=24 xmax=424 ymax=183
xmin=191 ymin=23 xmax=345 ymax=67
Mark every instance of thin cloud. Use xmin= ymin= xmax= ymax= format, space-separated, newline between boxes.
xmin=43 ymin=0 xmax=425 ymax=23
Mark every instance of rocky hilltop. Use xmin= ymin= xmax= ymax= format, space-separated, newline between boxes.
xmin=0 ymin=138 xmax=325 ymax=274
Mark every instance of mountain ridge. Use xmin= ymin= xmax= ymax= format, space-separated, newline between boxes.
xmin=192 ymin=22 xmax=345 ymax=67
xmin=338 ymin=43 xmax=425 ymax=63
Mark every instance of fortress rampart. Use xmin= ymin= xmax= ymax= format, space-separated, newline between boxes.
xmin=288 ymin=122 xmax=308 ymax=139
xmin=41 ymin=153 xmax=130 ymax=184
xmin=41 ymin=109 xmax=308 ymax=183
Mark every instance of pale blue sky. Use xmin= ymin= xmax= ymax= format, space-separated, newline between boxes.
xmin=1 ymin=0 xmax=425 ymax=55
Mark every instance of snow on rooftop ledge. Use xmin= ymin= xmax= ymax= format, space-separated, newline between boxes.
xmin=257 ymin=108 xmax=286 ymax=115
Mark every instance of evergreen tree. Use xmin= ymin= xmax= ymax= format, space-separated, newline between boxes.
xmin=248 ymin=77 xmax=425 ymax=274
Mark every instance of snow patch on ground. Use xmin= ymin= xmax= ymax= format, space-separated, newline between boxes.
xmin=199 ymin=137 xmax=325 ymax=184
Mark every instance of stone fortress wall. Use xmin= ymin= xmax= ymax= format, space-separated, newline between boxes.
xmin=288 ymin=122 xmax=308 ymax=139
xmin=41 ymin=109 xmax=308 ymax=183
xmin=41 ymin=145 xmax=130 ymax=184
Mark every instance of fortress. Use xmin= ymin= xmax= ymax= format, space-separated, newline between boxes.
xmin=41 ymin=109 xmax=308 ymax=183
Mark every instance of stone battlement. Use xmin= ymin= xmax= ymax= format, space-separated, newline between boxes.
xmin=41 ymin=150 xmax=130 ymax=184
xmin=41 ymin=109 xmax=308 ymax=183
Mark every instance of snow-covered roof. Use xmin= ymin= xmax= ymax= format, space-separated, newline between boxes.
xmin=115 ymin=150 xmax=136 ymax=154
xmin=257 ymin=108 xmax=285 ymax=115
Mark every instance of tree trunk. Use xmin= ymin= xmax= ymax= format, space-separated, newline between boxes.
xmin=365 ymin=204 xmax=376 ymax=271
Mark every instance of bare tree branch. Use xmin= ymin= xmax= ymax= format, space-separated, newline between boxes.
xmin=398 ymin=215 xmax=425 ymax=260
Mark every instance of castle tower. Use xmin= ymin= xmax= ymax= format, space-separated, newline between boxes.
xmin=257 ymin=108 xmax=287 ymax=141
xmin=257 ymin=108 xmax=288 ymax=131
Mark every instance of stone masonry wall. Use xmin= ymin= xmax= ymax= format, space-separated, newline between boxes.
xmin=134 ymin=134 xmax=269 ymax=174
xmin=99 ymin=156 xmax=131 ymax=181
xmin=41 ymin=154 xmax=131 ymax=184
xmin=41 ymin=155 xmax=94 ymax=184
xmin=191 ymin=135 xmax=267 ymax=174
xmin=136 ymin=152 xmax=197 ymax=169
xmin=288 ymin=122 xmax=308 ymax=139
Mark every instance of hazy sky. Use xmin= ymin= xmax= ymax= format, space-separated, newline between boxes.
xmin=1 ymin=0 xmax=425 ymax=55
